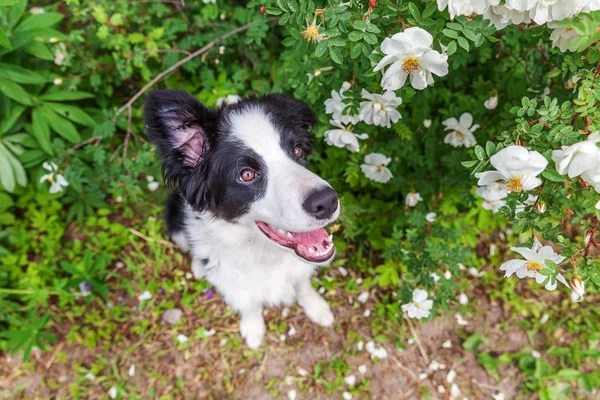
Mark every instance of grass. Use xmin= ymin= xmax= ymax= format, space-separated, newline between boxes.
xmin=1 ymin=195 xmax=599 ymax=400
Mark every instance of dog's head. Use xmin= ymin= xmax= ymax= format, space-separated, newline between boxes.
xmin=144 ymin=90 xmax=340 ymax=264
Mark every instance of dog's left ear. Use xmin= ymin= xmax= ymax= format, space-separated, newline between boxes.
xmin=264 ymin=94 xmax=317 ymax=130
xmin=144 ymin=90 xmax=218 ymax=173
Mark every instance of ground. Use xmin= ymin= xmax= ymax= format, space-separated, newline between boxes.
xmin=0 ymin=207 xmax=598 ymax=400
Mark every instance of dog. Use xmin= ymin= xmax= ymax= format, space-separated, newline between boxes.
xmin=144 ymin=90 xmax=340 ymax=348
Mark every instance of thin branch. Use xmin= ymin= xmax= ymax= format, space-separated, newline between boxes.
xmin=128 ymin=228 xmax=175 ymax=248
xmin=404 ymin=315 xmax=430 ymax=364
xmin=69 ymin=136 xmax=102 ymax=152
xmin=137 ymin=48 xmax=192 ymax=56
xmin=115 ymin=21 xmax=268 ymax=117
xmin=123 ymin=106 xmax=132 ymax=160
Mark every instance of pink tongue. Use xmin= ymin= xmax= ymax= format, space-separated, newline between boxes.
xmin=294 ymin=228 xmax=328 ymax=246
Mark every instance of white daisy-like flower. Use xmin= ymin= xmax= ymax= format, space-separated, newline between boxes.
xmin=401 ymin=288 xmax=434 ymax=319
xmin=499 ymin=239 xmax=569 ymax=290
xmin=40 ymin=162 xmax=69 ymax=194
xmin=361 ymin=153 xmax=393 ymax=183
xmin=373 ymin=27 xmax=448 ymax=91
xmin=358 ymin=89 xmax=402 ymax=128
xmin=549 ymin=22 xmax=580 ymax=52
xmin=54 ymin=43 xmax=67 ymax=66
xmin=426 ymin=212 xmax=437 ymax=222
xmin=442 ymin=113 xmax=479 ymax=148
xmin=30 ymin=6 xmax=44 ymax=14
xmin=324 ymin=120 xmax=368 ymax=152
xmin=216 ymin=94 xmax=241 ymax=107
xmin=552 ymin=132 xmax=600 ymax=178
xmin=405 ymin=192 xmax=423 ymax=207
xmin=484 ymin=95 xmax=498 ymax=110
xmin=437 ymin=0 xmax=492 ymax=19
xmin=324 ymin=82 xmax=360 ymax=124
xmin=475 ymin=146 xmax=548 ymax=193
xmin=482 ymin=5 xmax=531 ymax=29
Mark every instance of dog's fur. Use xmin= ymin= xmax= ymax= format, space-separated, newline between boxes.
xmin=144 ymin=90 xmax=340 ymax=348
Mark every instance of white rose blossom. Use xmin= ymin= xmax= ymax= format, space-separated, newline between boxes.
xmin=358 ymin=89 xmax=402 ymax=128
xmin=324 ymin=82 xmax=360 ymax=125
xmin=442 ymin=112 xmax=479 ymax=148
xmin=361 ymin=153 xmax=393 ymax=183
xmin=324 ymin=120 xmax=368 ymax=153
xmin=552 ymin=132 xmax=600 ymax=178
xmin=476 ymin=182 xmax=508 ymax=212
xmin=549 ymin=22 xmax=580 ymax=52
xmin=405 ymin=192 xmax=423 ymax=207
xmin=54 ymin=43 xmax=67 ymax=66
xmin=499 ymin=239 xmax=569 ymax=290
xmin=426 ymin=212 xmax=437 ymax=222
xmin=401 ymin=289 xmax=434 ymax=320
xmin=484 ymin=95 xmax=498 ymax=110
xmin=40 ymin=162 xmax=69 ymax=194
xmin=475 ymin=146 xmax=548 ymax=193
xmin=373 ymin=27 xmax=448 ymax=91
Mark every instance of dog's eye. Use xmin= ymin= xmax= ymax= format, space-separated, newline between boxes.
xmin=239 ymin=168 xmax=257 ymax=182
xmin=294 ymin=145 xmax=304 ymax=158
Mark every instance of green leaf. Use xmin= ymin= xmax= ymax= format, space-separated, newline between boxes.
xmin=485 ymin=141 xmax=495 ymax=157
xmin=363 ymin=33 xmax=377 ymax=45
xmin=541 ymin=169 xmax=564 ymax=182
xmin=315 ymin=40 xmax=328 ymax=57
xmin=352 ymin=21 xmax=368 ymax=30
xmin=0 ymin=63 xmax=46 ymax=84
xmin=328 ymin=37 xmax=346 ymax=47
xmin=265 ymin=7 xmax=282 ymax=15
xmin=408 ymin=3 xmax=421 ymax=19
xmin=422 ymin=1 xmax=438 ymax=18
xmin=15 ymin=12 xmax=63 ymax=32
xmin=278 ymin=13 xmax=290 ymax=25
xmin=43 ymin=102 xmax=95 ymax=127
xmin=555 ymin=369 xmax=581 ymax=380
xmin=5 ymin=147 xmax=26 ymax=187
xmin=0 ymin=105 xmax=26 ymax=135
xmin=463 ymin=333 xmax=483 ymax=352
xmin=39 ymin=91 xmax=94 ymax=101
xmin=442 ymin=29 xmax=458 ymax=39
xmin=0 ymin=77 xmax=31 ymax=105
xmin=350 ymin=43 xmax=362 ymax=59
xmin=329 ymin=46 xmax=343 ymax=64
xmin=24 ymin=41 xmax=53 ymax=60
xmin=446 ymin=41 xmax=457 ymax=56
xmin=0 ymin=145 xmax=15 ymax=192
xmin=0 ymin=0 xmax=20 ymax=5
xmin=31 ymin=107 xmax=54 ymax=155
xmin=457 ymin=36 xmax=470 ymax=51
xmin=39 ymin=107 xmax=81 ymax=143
xmin=461 ymin=160 xmax=478 ymax=168
xmin=286 ymin=0 xmax=297 ymax=12
xmin=474 ymin=145 xmax=486 ymax=160
xmin=447 ymin=22 xmax=462 ymax=30
xmin=0 ymin=26 xmax=11 ymax=49
xmin=348 ymin=30 xmax=363 ymax=42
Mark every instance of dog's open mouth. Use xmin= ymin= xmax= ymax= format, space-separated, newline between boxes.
xmin=256 ymin=221 xmax=335 ymax=263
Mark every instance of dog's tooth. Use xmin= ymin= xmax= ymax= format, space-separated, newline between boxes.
xmin=328 ymin=235 xmax=333 ymax=242
xmin=286 ymin=232 xmax=294 ymax=239
xmin=309 ymin=247 xmax=316 ymax=254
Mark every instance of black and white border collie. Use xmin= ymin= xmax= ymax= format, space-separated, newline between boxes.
xmin=144 ymin=90 xmax=340 ymax=348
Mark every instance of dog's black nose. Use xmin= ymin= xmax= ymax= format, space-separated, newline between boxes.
xmin=303 ymin=187 xmax=339 ymax=220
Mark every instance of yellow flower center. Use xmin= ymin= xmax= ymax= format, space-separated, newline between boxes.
xmin=402 ymin=57 xmax=420 ymax=73
xmin=506 ymin=177 xmax=524 ymax=192
xmin=526 ymin=261 xmax=543 ymax=272
xmin=301 ymin=24 xmax=320 ymax=43
xmin=454 ymin=130 xmax=464 ymax=137
xmin=376 ymin=165 xmax=383 ymax=171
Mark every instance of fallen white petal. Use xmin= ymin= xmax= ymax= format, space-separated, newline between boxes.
xmin=108 ymin=386 xmax=117 ymax=399
xmin=358 ymin=365 xmax=367 ymax=374
xmin=162 ymin=308 xmax=183 ymax=325
xmin=450 ymin=383 xmax=461 ymax=397
xmin=338 ymin=266 xmax=348 ymax=276
xmin=288 ymin=325 xmax=297 ymax=336
xmin=280 ymin=334 xmax=286 ymax=342
xmin=204 ymin=328 xmax=216 ymax=337
xmin=138 ymin=291 xmax=152 ymax=301
xmin=128 ymin=364 xmax=136 ymax=377
xmin=418 ymin=372 xmax=429 ymax=380
xmin=357 ymin=341 xmax=364 ymax=351
xmin=288 ymin=389 xmax=297 ymax=400
xmin=442 ymin=339 xmax=452 ymax=349
xmin=85 ymin=372 xmax=95 ymax=380
xmin=297 ymin=367 xmax=309 ymax=377
xmin=458 ymin=293 xmax=469 ymax=305
xmin=219 ymin=338 xmax=227 ymax=347
xmin=531 ymin=350 xmax=541 ymax=359
xmin=357 ymin=291 xmax=369 ymax=304
xmin=282 ymin=307 xmax=290 ymax=318
xmin=176 ymin=334 xmax=188 ymax=343
xmin=343 ymin=392 xmax=352 ymax=400
xmin=344 ymin=374 xmax=356 ymax=386
xmin=363 ymin=309 xmax=371 ymax=317
xmin=446 ymin=369 xmax=456 ymax=383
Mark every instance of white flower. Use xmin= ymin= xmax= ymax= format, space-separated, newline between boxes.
xmin=288 ymin=325 xmax=297 ymax=336
xmin=138 ymin=290 xmax=153 ymax=301
xmin=437 ymin=0 xmax=491 ymax=19
xmin=324 ymin=82 xmax=360 ymax=124
xmin=108 ymin=386 xmax=117 ymax=399
xmin=216 ymin=94 xmax=241 ymax=107
xmin=287 ymin=390 xmax=297 ymax=400
xmin=443 ymin=113 xmax=479 ymax=148
xmin=531 ymin=350 xmax=542 ymax=359
xmin=324 ymin=120 xmax=368 ymax=152
xmin=53 ymin=78 xmax=63 ymax=85
xmin=455 ymin=313 xmax=469 ymax=326
xmin=85 ymin=372 xmax=96 ymax=380
xmin=405 ymin=192 xmax=423 ymax=207
xmin=361 ymin=153 xmax=393 ymax=183
xmin=344 ymin=375 xmax=356 ymax=386
xmin=549 ymin=22 xmax=579 ymax=52
xmin=343 ymin=392 xmax=352 ymax=400
xmin=363 ymin=309 xmax=371 ymax=317
xmin=374 ymin=27 xmax=448 ymax=91
xmin=483 ymin=5 xmax=531 ymax=29
xmin=203 ymin=0 xmax=217 ymax=3
xmin=358 ymin=365 xmax=367 ymax=374
xmin=484 ymin=95 xmax=498 ymax=110
xmin=476 ymin=182 xmax=508 ymax=212
xmin=565 ymin=75 xmax=581 ymax=91
xmin=499 ymin=240 xmax=569 ymax=290
xmin=524 ymin=0 xmax=589 ymax=25
xmin=128 ymin=364 xmax=136 ymax=377
xmin=596 ymin=199 xmax=600 ymax=210
xmin=442 ymin=339 xmax=452 ymax=348
xmin=54 ymin=43 xmax=67 ymax=65
xmin=357 ymin=291 xmax=369 ymax=304
xmin=552 ymin=132 xmax=600 ymax=178
xmin=570 ymin=276 xmax=585 ymax=301
xmin=204 ymin=328 xmax=216 ymax=336
xmin=475 ymin=146 xmax=548 ymax=193
xmin=450 ymin=383 xmax=461 ymax=398
xmin=40 ymin=162 xmax=69 ymax=194
xmin=446 ymin=369 xmax=457 ymax=383
xmin=426 ymin=212 xmax=437 ymax=222
xmin=401 ymin=289 xmax=434 ymax=319
xmin=30 ymin=6 xmax=44 ymax=14
xmin=148 ymin=181 xmax=160 ymax=192
xmin=358 ymin=89 xmax=402 ymax=128
xmin=365 ymin=340 xmax=388 ymax=359
xmin=176 ymin=334 xmax=189 ymax=343
xmin=357 ymin=340 xmax=364 ymax=351
xmin=430 ymin=273 xmax=441 ymax=282
xmin=423 ymin=119 xmax=432 ymax=128
xmin=458 ymin=293 xmax=469 ymax=305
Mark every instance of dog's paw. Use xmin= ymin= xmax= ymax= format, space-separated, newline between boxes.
xmin=239 ymin=315 xmax=265 ymax=349
xmin=302 ymin=295 xmax=334 ymax=327
xmin=191 ymin=259 xmax=205 ymax=279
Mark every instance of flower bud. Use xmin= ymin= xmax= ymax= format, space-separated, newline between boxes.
xmin=570 ymin=276 xmax=585 ymax=299
xmin=536 ymin=201 xmax=547 ymax=214
xmin=341 ymin=81 xmax=352 ymax=91
xmin=314 ymin=69 xmax=322 ymax=77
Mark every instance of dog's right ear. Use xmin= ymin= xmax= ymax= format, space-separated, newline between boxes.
xmin=144 ymin=90 xmax=218 ymax=181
